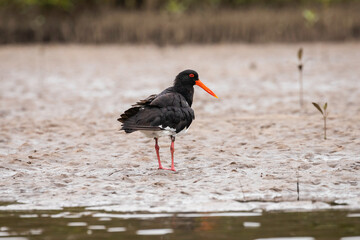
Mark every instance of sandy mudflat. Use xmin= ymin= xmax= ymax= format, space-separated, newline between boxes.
xmin=0 ymin=44 xmax=359 ymax=212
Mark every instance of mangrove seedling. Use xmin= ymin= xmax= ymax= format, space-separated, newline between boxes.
xmin=297 ymin=48 xmax=304 ymax=108
xmin=312 ymin=102 xmax=328 ymax=140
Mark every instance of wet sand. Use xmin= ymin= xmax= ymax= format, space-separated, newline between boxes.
xmin=0 ymin=44 xmax=359 ymax=211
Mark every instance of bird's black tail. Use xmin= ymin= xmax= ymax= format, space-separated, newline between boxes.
xmin=121 ymin=124 xmax=162 ymax=133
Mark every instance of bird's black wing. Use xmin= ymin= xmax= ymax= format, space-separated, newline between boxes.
xmin=117 ymin=94 xmax=157 ymax=123
xmin=119 ymin=93 xmax=169 ymax=133
xmin=150 ymin=92 xmax=195 ymax=133
xmin=119 ymin=91 xmax=194 ymax=134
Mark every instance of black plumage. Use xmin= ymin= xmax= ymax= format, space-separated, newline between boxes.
xmin=117 ymin=69 xmax=217 ymax=171
xmin=118 ymin=70 xmax=196 ymax=135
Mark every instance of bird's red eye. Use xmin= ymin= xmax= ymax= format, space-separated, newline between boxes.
xmin=189 ymin=74 xmax=194 ymax=78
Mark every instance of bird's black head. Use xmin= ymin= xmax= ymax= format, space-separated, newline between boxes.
xmin=174 ymin=69 xmax=199 ymax=87
xmin=173 ymin=69 xmax=218 ymax=99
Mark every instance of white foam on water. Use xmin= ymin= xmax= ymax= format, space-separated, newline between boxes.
xmin=243 ymin=222 xmax=261 ymax=228
xmin=19 ymin=214 xmax=38 ymax=218
xmin=177 ymin=212 xmax=262 ymax=218
xmin=88 ymin=225 xmax=106 ymax=230
xmin=341 ymin=237 xmax=360 ymax=240
xmin=67 ymin=222 xmax=87 ymax=227
xmin=347 ymin=213 xmax=360 ymax=217
xmin=51 ymin=212 xmax=70 ymax=218
xmin=107 ymin=227 xmax=126 ymax=232
xmin=29 ymin=229 xmax=43 ymax=235
xmin=92 ymin=213 xmax=173 ymax=219
xmin=51 ymin=212 xmax=93 ymax=219
xmin=98 ymin=217 xmax=112 ymax=221
xmin=136 ymin=229 xmax=173 ymax=235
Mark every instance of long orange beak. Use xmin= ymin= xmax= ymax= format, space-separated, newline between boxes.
xmin=195 ymin=80 xmax=218 ymax=99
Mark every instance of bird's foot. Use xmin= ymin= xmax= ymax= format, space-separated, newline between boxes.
xmin=158 ymin=167 xmax=176 ymax=172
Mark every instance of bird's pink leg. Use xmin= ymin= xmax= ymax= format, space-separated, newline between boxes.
xmin=169 ymin=136 xmax=176 ymax=171
xmin=154 ymin=138 xmax=164 ymax=170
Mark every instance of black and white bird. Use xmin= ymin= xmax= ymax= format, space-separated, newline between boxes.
xmin=118 ymin=70 xmax=218 ymax=171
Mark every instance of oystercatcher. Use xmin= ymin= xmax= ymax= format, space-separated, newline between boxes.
xmin=118 ymin=70 xmax=218 ymax=171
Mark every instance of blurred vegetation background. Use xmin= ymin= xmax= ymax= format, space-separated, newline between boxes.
xmin=0 ymin=0 xmax=359 ymax=44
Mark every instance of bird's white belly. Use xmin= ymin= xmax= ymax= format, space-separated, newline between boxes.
xmin=140 ymin=126 xmax=189 ymax=138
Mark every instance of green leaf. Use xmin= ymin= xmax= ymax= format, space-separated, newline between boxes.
xmin=298 ymin=48 xmax=303 ymax=61
xmin=312 ymin=102 xmax=323 ymax=115
xmin=324 ymin=102 xmax=327 ymax=110
xmin=302 ymin=9 xmax=319 ymax=26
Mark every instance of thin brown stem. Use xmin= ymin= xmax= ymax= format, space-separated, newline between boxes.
xmin=296 ymin=170 xmax=300 ymax=201
xmin=324 ymin=115 xmax=327 ymax=140
xmin=297 ymin=179 xmax=300 ymax=201
xmin=299 ymin=68 xmax=303 ymax=109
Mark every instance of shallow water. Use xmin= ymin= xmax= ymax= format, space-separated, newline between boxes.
xmin=0 ymin=208 xmax=359 ymax=240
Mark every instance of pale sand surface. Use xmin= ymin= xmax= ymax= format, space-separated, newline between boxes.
xmin=0 ymin=44 xmax=359 ymax=212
